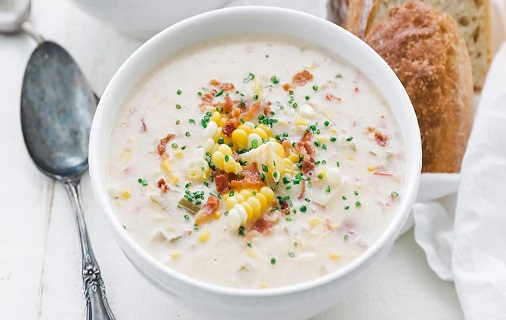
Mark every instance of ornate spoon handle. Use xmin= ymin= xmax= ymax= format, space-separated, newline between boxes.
xmin=64 ymin=178 xmax=116 ymax=320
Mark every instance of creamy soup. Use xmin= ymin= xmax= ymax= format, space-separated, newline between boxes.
xmin=107 ymin=35 xmax=404 ymax=289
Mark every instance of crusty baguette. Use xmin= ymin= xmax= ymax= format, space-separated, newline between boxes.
xmin=328 ymin=0 xmax=491 ymax=90
xmin=365 ymin=2 xmax=473 ymax=172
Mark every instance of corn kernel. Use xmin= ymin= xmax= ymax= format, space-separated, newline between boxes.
xmin=219 ymin=118 xmax=227 ymax=127
xmin=309 ymin=217 xmax=321 ymax=228
xmin=218 ymin=144 xmax=233 ymax=155
xmin=330 ymin=128 xmax=338 ymax=133
xmin=253 ymin=127 xmax=268 ymax=139
xmin=239 ymin=189 xmax=253 ymax=199
xmin=260 ymin=186 xmax=274 ymax=203
xmin=237 ymin=124 xmax=253 ymax=135
xmin=212 ymin=151 xmax=225 ymax=168
xmin=214 ymin=211 xmax=222 ymax=220
xmin=174 ymin=150 xmax=184 ymax=158
xmin=232 ymin=129 xmax=248 ymax=149
xmin=226 ymin=197 xmax=239 ymax=210
xmin=329 ymin=253 xmax=341 ymax=260
xmin=198 ymin=230 xmax=211 ymax=243
xmin=171 ymin=175 xmax=179 ymax=184
xmin=161 ymin=159 xmax=171 ymax=172
xmin=347 ymin=156 xmax=355 ymax=161
xmin=367 ymin=166 xmax=376 ymax=172
xmin=247 ymin=197 xmax=262 ymax=218
xmin=255 ymin=193 xmax=268 ymax=210
xmin=247 ymin=250 xmax=257 ymax=258
xmin=259 ymin=282 xmax=268 ymax=289
xmin=170 ymin=250 xmax=180 ymax=259
xmin=122 ymin=191 xmax=130 ymax=199
xmin=211 ymin=111 xmax=221 ymax=124
xmin=272 ymin=142 xmax=285 ymax=158
xmin=256 ymin=124 xmax=272 ymax=136
xmin=233 ymin=194 xmax=245 ymax=203
xmin=241 ymin=202 xmax=254 ymax=221
xmin=288 ymin=153 xmax=299 ymax=163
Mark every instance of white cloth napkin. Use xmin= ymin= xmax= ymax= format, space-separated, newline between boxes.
xmin=451 ymin=43 xmax=506 ymax=320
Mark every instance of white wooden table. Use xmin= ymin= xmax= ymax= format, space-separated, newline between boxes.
xmin=0 ymin=1 xmax=464 ymax=319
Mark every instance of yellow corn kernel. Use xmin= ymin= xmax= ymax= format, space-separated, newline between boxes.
xmin=347 ymin=156 xmax=355 ymax=161
xmin=260 ymin=186 xmax=274 ymax=203
xmin=367 ymin=166 xmax=376 ymax=172
xmin=247 ymin=250 xmax=257 ymax=258
xmin=214 ymin=129 xmax=224 ymax=141
xmin=171 ymin=175 xmax=179 ymax=184
xmin=237 ymin=124 xmax=253 ymax=135
xmin=211 ymin=111 xmax=221 ymax=124
xmin=330 ymin=128 xmax=338 ymax=133
xmin=226 ymin=197 xmax=239 ymax=210
xmin=256 ymin=124 xmax=272 ymax=136
xmin=170 ymin=250 xmax=180 ymax=259
xmin=239 ymin=189 xmax=253 ymax=199
xmin=219 ymin=118 xmax=227 ymax=127
xmin=317 ymin=135 xmax=328 ymax=143
xmin=214 ymin=211 xmax=222 ymax=220
xmin=295 ymin=115 xmax=309 ymax=126
xmin=212 ymin=151 xmax=225 ymax=169
xmin=233 ymin=194 xmax=245 ymax=204
xmin=122 ymin=191 xmax=130 ymax=199
xmin=272 ymin=142 xmax=285 ymax=158
xmin=223 ymin=160 xmax=237 ymax=173
xmin=259 ymin=282 xmax=268 ymax=289
xmin=218 ymin=144 xmax=233 ymax=156
xmin=232 ymin=129 xmax=248 ymax=149
xmin=161 ymin=159 xmax=171 ymax=172
xmin=253 ymin=127 xmax=268 ymax=139
xmin=241 ymin=202 xmax=254 ymax=221
xmin=329 ymin=253 xmax=341 ymax=260
xmin=198 ymin=230 xmax=211 ymax=243
xmin=288 ymin=153 xmax=299 ymax=163
xmin=247 ymin=197 xmax=262 ymax=219
xmin=309 ymin=217 xmax=321 ymax=228
xmin=255 ymin=193 xmax=268 ymax=210
xmin=174 ymin=150 xmax=184 ymax=158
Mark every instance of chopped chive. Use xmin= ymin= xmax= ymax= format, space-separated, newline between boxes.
xmin=215 ymin=89 xmax=224 ymax=97
xmin=344 ymin=205 xmax=350 ymax=210
xmin=324 ymin=121 xmax=330 ymax=126
xmin=391 ymin=191 xmax=399 ymax=198
xmin=189 ymin=119 xmax=196 ymax=124
xmin=330 ymin=136 xmax=337 ymax=142
xmin=251 ymin=139 xmax=259 ymax=149
xmin=288 ymin=252 xmax=295 ymax=258
xmin=247 ymin=242 xmax=252 ymax=247
xmin=262 ymin=164 xmax=268 ymax=173
xmin=305 ymin=95 xmax=310 ymax=100
xmin=260 ymin=173 xmax=265 ymax=181
xmin=185 ymin=131 xmax=190 ymax=137
xmin=325 ymin=186 xmax=331 ymax=194
xmin=217 ymin=137 xmax=224 ymax=144
xmin=312 ymin=84 xmax=318 ymax=91
xmin=137 ymin=178 xmax=148 ymax=186
xmin=286 ymin=217 xmax=292 ymax=222
xmin=300 ymin=205 xmax=307 ymax=212
xmin=344 ymin=234 xmax=349 ymax=241
xmin=335 ymin=74 xmax=343 ymax=78
xmin=184 ymin=214 xmax=189 ymax=220
xmin=355 ymin=201 xmax=361 ymax=207
xmin=253 ymin=94 xmax=259 ymax=100
xmin=293 ymin=103 xmax=298 ymax=109
xmin=354 ymin=190 xmax=359 ymax=196
xmin=224 ymin=155 xmax=230 ymax=162
xmin=317 ymin=173 xmax=323 ymax=179
xmin=336 ymin=161 xmax=340 ymax=167
xmin=314 ymin=141 xmax=321 ymax=147
xmin=176 ymin=104 xmax=182 ymax=109
xmin=177 ymin=89 xmax=182 ymax=95
xmin=322 ymin=144 xmax=327 ymax=150
xmin=271 ymin=75 xmax=279 ymax=84
xmin=342 ymin=196 xmax=347 ymax=200
xmin=346 ymin=136 xmax=353 ymax=141
xmin=238 ymin=226 xmax=245 ymax=236
xmin=171 ymin=143 xmax=178 ymax=148
xmin=271 ymin=257 xmax=276 ymax=265
xmin=176 ymin=120 xmax=180 ymax=125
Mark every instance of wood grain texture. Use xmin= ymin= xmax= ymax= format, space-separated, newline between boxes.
xmin=0 ymin=0 xmax=464 ymax=319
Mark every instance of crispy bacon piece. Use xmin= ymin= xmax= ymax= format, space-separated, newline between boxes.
xmin=141 ymin=118 xmax=147 ymax=132
xmin=295 ymin=132 xmax=316 ymax=175
xmin=157 ymin=134 xmax=175 ymax=156
xmin=281 ymin=139 xmax=292 ymax=157
xmin=373 ymin=166 xmax=393 ymax=177
xmin=263 ymin=105 xmax=272 ymax=116
xmin=200 ymin=89 xmax=217 ymax=106
xmin=245 ymin=210 xmax=281 ymax=239
xmin=374 ymin=130 xmax=388 ymax=146
xmin=325 ymin=94 xmax=342 ymax=102
xmin=222 ymin=95 xmax=235 ymax=112
xmin=230 ymin=163 xmax=264 ymax=190
xmin=157 ymin=178 xmax=169 ymax=193
xmin=209 ymin=79 xmax=235 ymax=91
xmin=282 ymin=83 xmax=293 ymax=91
xmin=214 ymin=172 xmax=229 ymax=194
xmin=222 ymin=123 xmax=235 ymax=137
xmin=242 ymin=101 xmax=261 ymax=121
xmin=225 ymin=106 xmax=242 ymax=129
xmin=195 ymin=195 xmax=220 ymax=225
xmin=292 ymin=70 xmax=313 ymax=86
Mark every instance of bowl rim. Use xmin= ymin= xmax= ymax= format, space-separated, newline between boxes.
xmin=89 ymin=5 xmax=421 ymax=298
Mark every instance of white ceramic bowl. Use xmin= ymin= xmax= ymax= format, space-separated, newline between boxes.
xmin=89 ymin=7 xmax=421 ymax=320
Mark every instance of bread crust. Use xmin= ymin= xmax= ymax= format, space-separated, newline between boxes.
xmin=365 ymin=2 xmax=473 ymax=172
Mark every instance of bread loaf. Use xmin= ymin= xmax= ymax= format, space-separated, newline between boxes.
xmin=328 ymin=0 xmax=491 ymax=90
xmin=365 ymin=2 xmax=473 ymax=172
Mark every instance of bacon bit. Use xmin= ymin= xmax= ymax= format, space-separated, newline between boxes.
xmin=232 ymin=151 xmax=241 ymax=162
xmin=157 ymin=134 xmax=175 ymax=156
xmin=292 ymin=70 xmax=313 ymax=86
xmin=354 ymin=86 xmax=360 ymax=93
xmin=281 ymin=139 xmax=292 ymax=157
xmin=141 ymin=118 xmax=147 ymax=132
xmin=366 ymin=126 xmax=375 ymax=133
xmin=300 ymin=131 xmax=312 ymax=144
xmin=246 ymin=210 xmax=281 ymax=238
xmin=222 ymin=123 xmax=235 ymax=137
xmin=157 ymin=178 xmax=169 ymax=193
xmin=374 ymin=130 xmax=388 ymax=146
xmin=298 ymin=180 xmax=306 ymax=199
xmin=230 ymin=163 xmax=264 ymax=190
xmin=223 ymin=95 xmax=234 ymax=112
xmin=263 ymin=105 xmax=272 ymax=116
xmin=242 ymin=101 xmax=261 ymax=121
xmin=326 ymin=218 xmax=333 ymax=230
xmin=201 ymin=89 xmax=217 ymax=106
xmin=283 ymin=83 xmax=292 ymax=92
xmin=195 ymin=195 xmax=220 ymax=225
xmin=325 ymin=94 xmax=342 ymax=102
xmin=210 ymin=79 xmax=235 ymax=91
xmin=214 ymin=172 xmax=229 ymax=194
xmin=295 ymin=132 xmax=315 ymax=175
xmin=226 ymin=106 xmax=242 ymax=129
xmin=373 ymin=166 xmax=393 ymax=176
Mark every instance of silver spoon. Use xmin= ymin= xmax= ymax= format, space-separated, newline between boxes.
xmin=6 ymin=2 xmax=115 ymax=319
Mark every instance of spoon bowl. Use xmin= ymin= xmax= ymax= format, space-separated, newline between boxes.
xmin=21 ymin=41 xmax=95 ymax=179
